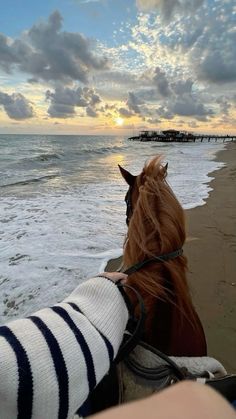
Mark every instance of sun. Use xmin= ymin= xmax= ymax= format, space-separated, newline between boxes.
xmin=115 ymin=117 xmax=124 ymax=126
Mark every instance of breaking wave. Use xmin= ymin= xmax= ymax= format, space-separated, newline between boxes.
xmin=0 ymin=174 xmax=59 ymax=189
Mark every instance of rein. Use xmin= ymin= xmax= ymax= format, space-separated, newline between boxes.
xmin=114 ymin=248 xmax=183 ymax=363
xmin=121 ymin=248 xmax=183 ymax=276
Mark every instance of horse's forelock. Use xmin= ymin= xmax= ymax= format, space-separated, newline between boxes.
xmin=124 ymin=154 xmax=186 ymax=289
xmin=144 ymin=155 xmax=165 ymax=178
xmin=126 ymin=155 xmax=183 ymax=261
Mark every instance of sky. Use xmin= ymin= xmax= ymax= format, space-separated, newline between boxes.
xmin=0 ymin=0 xmax=235 ymax=135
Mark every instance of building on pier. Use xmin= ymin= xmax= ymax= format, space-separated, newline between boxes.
xmin=128 ymin=130 xmax=236 ymax=143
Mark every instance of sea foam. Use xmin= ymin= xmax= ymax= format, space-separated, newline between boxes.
xmin=0 ymin=135 xmax=225 ymax=323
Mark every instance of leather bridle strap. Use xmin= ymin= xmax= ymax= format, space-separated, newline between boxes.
xmin=122 ymin=248 xmax=183 ymax=276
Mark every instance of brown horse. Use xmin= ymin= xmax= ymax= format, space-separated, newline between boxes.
xmin=119 ymin=156 xmax=207 ymax=357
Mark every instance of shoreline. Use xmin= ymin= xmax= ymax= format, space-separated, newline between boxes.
xmin=106 ymin=142 xmax=236 ymax=372
xmin=185 ymin=142 xmax=236 ymax=372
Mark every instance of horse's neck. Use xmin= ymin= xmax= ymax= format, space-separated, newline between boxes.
xmin=169 ymin=304 xmax=207 ymax=356
xmin=125 ymin=250 xmax=207 ymax=357
xmin=144 ymin=295 xmax=207 ymax=357
xmin=144 ymin=296 xmax=172 ymax=353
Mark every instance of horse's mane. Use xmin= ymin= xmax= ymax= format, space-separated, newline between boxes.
xmin=123 ymin=156 xmax=197 ymax=327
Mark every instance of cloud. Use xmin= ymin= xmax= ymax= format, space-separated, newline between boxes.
xmin=157 ymin=106 xmax=174 ymax=120
xmin=0 ymin=91 xmax=34 ymax=119
xmin=0 ymin=34 xmax=31 ymax=73
xmin=197 ymin=49 xmax=236 ymax=84
xmin=86 ymin=106 xmax=98 ymax=117
xmin=216 ymin=97 xmax=231 ymax=115
xmin=46 ymin=85 xmax=101 ymax=118
xmin=132 ymin=1 xmax=235 ymax=88
xmin=136 ymin=0 xmax=203 ymax=20
xmin=115 ymin=71 xmax=213 ymax=122
xmin=143 ymin=68 xmax=211 ymax=119
xmin=153 ymin=67 xmax=171 ymax=97
xmin=86 ymin=90 xmax=101 ymax=106
xmin=172 ymin=2 xmax=236 ymax=84
xmin=151 ymin=74 xmax=214 ymax=120
xmin=0 ymin=2 xmax=235 ymax=131
xmin=172 ymin=78 xmax=193 ymax=95
xmin=95 ymin=70 xmax=139 ymax=86
xmin=104 ymin=91 xmax=144 ymax=118
xmin=188 ymin=120 xmax=200 ymax=128
xmin=0 ymin=11 xmax=108 ymax=84
xmin=28 ymin=78 xmax=39 ymax=84
xmin=119 ymin=107 xmax=133 ymax=117
xmin=92 ymin=69 xmax=142 ymax=101
xmin=171 ymin=98 xmax=212 ymax=119
xmin=146 ymin=117 xmax=161 ymax=124
xmin=127 ymin=91 xmax=144 ymax=114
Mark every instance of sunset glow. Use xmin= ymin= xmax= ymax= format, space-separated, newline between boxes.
xmin=115 ymin=117 xmax=124 ymax=126
xmin=0 ymin=0 xmax=235 ymax=135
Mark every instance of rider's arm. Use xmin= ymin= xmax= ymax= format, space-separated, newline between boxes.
xmin=0 ymin=275 xmax=128 ymax=419
xmin=92 ymin=381 xmax=236 ymax=419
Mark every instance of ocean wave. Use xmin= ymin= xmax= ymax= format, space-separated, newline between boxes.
xmin=23 ymin=153 xmax=63 ymax=163
xmin=0 ymin=136 xmax=226 ymax=325
xmin=37 ymin=153 xmax=63 ymax=161
xmin=75 ymin=145 xmax=126 ymax=156
xmin=0 ymin=174 xmax=59 ymax=189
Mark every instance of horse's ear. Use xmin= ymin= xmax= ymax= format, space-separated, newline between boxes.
xmin=118 ymin=165 xmax=136 ymax=186
xmin=163 ymin=162 xmax=168 ymax=176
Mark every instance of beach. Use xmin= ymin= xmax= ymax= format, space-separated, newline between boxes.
xmin=185 ymin=142 xmax=236 ymax=373
xmin=1 ymin=135 xmax=235 ymax=371
xmin=106 ymin=142 xmax=236 ymax=373
xmin=0 ymin=136 xmax=226 ymax=325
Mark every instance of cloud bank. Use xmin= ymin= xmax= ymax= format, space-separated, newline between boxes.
xmin=0 ymin=2 xmax=235 ymax=132
xmin=0 ymin=91 xmax=34 ymax=120
xmin=0 ymin=11 xmax=108 ymax=84
xmin=136 ymin=0 xmax=203 ymax=20
xmin=46 ymin=85 xmax=101 ymax=118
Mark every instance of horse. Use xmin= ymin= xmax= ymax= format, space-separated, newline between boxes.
xmin=119 ymin=156 xmax=207 ymax=357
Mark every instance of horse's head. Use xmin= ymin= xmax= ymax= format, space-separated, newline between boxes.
xmin=119 ymin=158 xmax=168 ymax=227
xmin=118 ymin=156 xmax=187 ymax=319
xmin=119 ymin=156 xmax=185 ymax=262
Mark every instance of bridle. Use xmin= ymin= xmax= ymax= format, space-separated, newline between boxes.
xmin=123 ymin=248 xmax=183 ymax=275
xmin=123 ymin=185 xmax=183 ymax=275
xmin=124 ymin=185 xmax=133 ymax=226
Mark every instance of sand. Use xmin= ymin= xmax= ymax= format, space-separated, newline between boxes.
xmin=106 ymin=142 xmax=236 ymax=373
xmin=185 ymin=142 xmax=236 ymax=373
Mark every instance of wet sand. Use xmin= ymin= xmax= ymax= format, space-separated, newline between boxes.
xmin=106 ymin=142 xmax=236 ymax=373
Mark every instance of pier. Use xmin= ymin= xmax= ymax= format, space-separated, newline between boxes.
xmin=128 ymin=130 xmax=236 ymax=143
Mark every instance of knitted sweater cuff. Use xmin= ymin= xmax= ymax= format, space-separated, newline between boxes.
xmin=64 ymin=277 xmax=129 ymax=357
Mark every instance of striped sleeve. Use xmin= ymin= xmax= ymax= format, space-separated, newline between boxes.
xmin=0 ymin=277 xmax=128 ymax=419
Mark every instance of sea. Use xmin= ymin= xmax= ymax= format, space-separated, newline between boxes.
xmin=0 ymin=134 xmax=226 ymax=324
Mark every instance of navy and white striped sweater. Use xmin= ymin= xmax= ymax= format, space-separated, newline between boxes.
xmin=0 ymin=277 xmax=128 ymax=419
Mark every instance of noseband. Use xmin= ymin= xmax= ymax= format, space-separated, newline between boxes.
xmin=123 ymin=185 xmax=183 ymax=275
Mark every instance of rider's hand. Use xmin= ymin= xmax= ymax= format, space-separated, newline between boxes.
xmin=97 ymin=272 xmax=127 ymax=284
